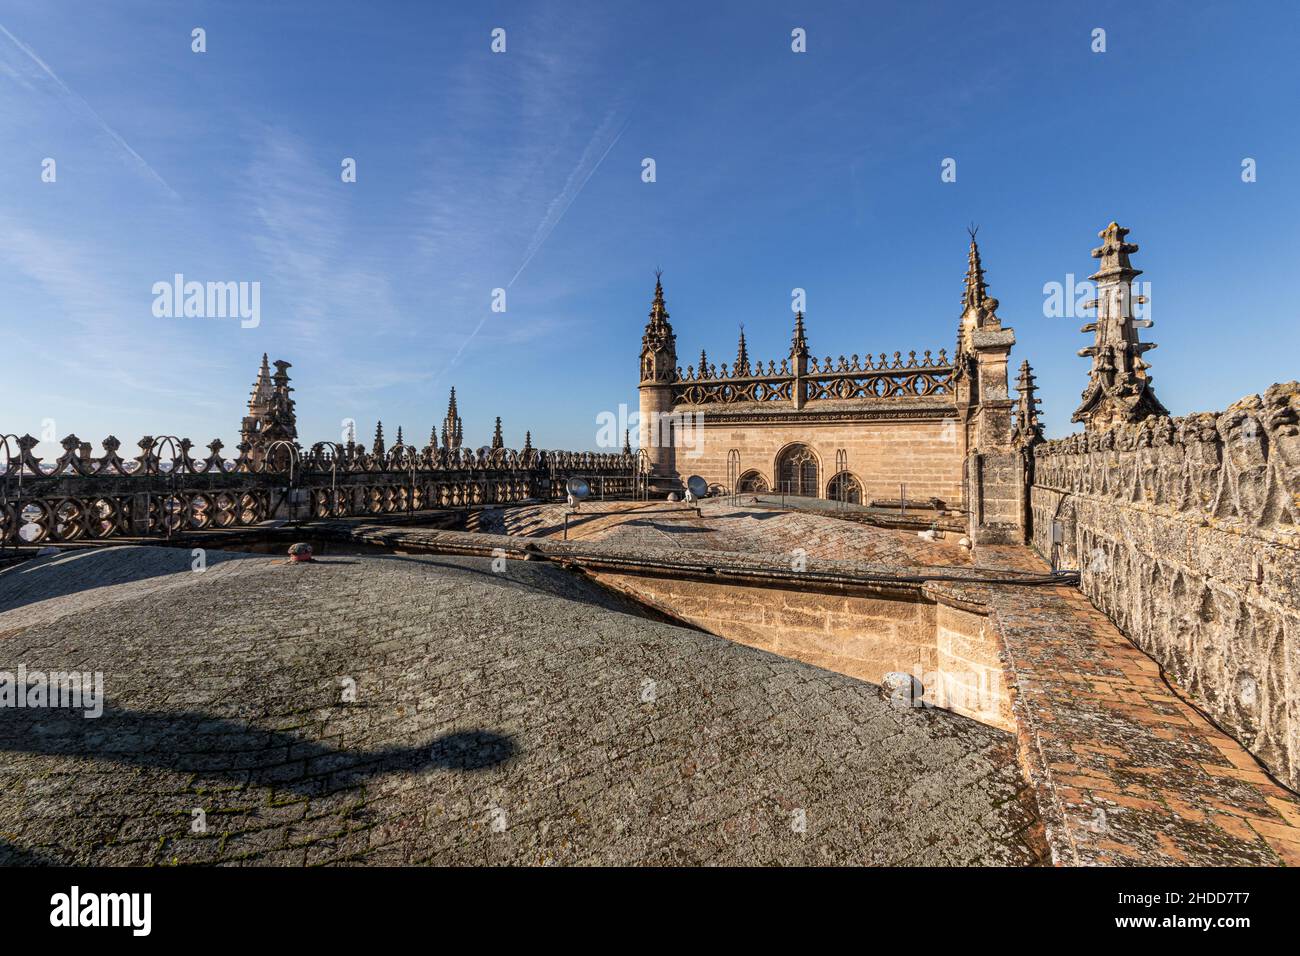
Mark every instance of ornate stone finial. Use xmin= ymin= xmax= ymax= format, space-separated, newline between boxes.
xmin=523 ymin=430 xmax=533 ymax=453
xmin=790 ymin=310 xmax=809 ymax=357
xmin=395 ymin=425 xmax=404 ymax=447
xmin=1072 ymin=222 xmax=1167 ymax=430
xmin=428 ymin=425 xmax=438 ymax=450
xmin=962 ymin=226 xmax=988 ymax=313
xmin=491 ymin=416 xmax=504 ymax=450
xmin=698 ymin=348 xmax=709 ymax=379
xmin=622 ymin=429 xmax=632 ymax=455
xmin=442 ymin=387 xmax=463 ymax=450
xmin=372 ymin=421 xmax=385 ymax=457
xmin=650 ymin=269 xmax=668 ymax=318
xmin=1012 ymin=359 xmax=1045 ymax=447
xmin=735 ymin=324 xmax=751 ymax=377
xmin=1090 ymin=221 xmax=1140 ymax=280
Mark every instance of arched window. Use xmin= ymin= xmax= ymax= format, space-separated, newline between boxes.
xmin=776 ymin=444 xmax=819 ymax=497
xmin=735 ymin=470 xmax=768 ymax=494
xmin=826 ymin=471 xmax=862 ymax=505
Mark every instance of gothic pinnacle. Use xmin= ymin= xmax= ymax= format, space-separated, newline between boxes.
xmin=1072 ymin=222 xmax=1167 ymax=429
xmin=1013 ymin=359 xmax=1044 ymax=446
xmin=962 ymin=227 xmax=988 ymax=312
xmin=643 ymin=270 xmax=674 ymax=342
xmin=735 ymin=324 xmax=750 ymax=376
xmin=791 ymin=310 xmax=809 ymax=356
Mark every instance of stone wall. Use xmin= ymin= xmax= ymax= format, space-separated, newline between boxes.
xmin=590 ymin=571 xmax=1011 ymax=729
xmin=670 ymin=411 xmax=964 ymax=508
xmin=1030 ymin=382 xmax=1300 ymax=791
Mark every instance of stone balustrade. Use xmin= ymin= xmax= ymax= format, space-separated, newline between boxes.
xmin=0 ymin=433 xmax=639 ymax=545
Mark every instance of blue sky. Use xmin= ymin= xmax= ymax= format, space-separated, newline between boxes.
xmin=2 ymin=0 xmax=1297 ymax=457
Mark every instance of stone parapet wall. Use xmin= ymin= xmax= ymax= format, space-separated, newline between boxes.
xmin=1029 ymin=382 xmax=1300 ymax=791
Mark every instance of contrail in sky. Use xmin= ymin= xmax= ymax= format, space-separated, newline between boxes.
xmin=439 ymin=113 xmax=631 ymax=378
xmin=0 ymin=21 xmax=179 ymax=199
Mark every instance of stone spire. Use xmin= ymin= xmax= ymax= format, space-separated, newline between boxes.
xmin=646 ymin=272 xmax=672 ymax=337
xmin=427 ymin=425 xmax=438 ymax=451
xmin=953 ymin=230 xmax=1010 ymax=401
xmin=1012 ymin=359 xmax=1044 ymax=447
xmin=395 ymin=425 xmax=404 ymax=447
xmin=622 ymin=429 xmax=632 ymax=455
xmin=442 ymin=387 xmax=463 ymax=450
xmin=790 ymin=311 xmax=809 ymax=359
xmin=249 ymin=354 xmax=273 ymax=411
xmin=640 ymin=271 xmax=677 ymax=385
xmin=372 ymin=421 xmax=385 ymax=458
xmin=491 ymin=416 xmax=504 ymax=450
xmin=240 ymin=355 xmax=297 ymax=464
xmin=962 ymin=228 xmax=988 ymax=313
xmin=1072 ymin=222 xmax=1168 ymax=430
xmin=268 ymin=361 xmax=297 ymax=438
xmin=735 ymin=324 xmax=750 ymax=376
xmin=523 ymin=430 xmax=533 ymax=453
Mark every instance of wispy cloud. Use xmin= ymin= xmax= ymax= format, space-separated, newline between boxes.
xmin=240 ymin=126 xmax=401 ymax=347
xmin=0 ymin=21 xmax=179 ymax=200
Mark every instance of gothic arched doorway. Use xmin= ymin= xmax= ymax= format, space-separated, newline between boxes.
xmin=826 ymin=471 xmax=862 ymax=505
xmin=776 ymin=444 xmax=819 ymax=497
xmin=735 ymin=470 xmax=768 ymax=494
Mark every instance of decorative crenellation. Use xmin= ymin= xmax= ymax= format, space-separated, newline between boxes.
xmin=1 ymin=357 xmax=640 ymax=546
xmin=673 ymin=347 xmax=953 ymax=406
xmin=679 ymin=348 xmax=951 ymax=382
xmin=1033 ymin=381 xmax=1300 ymax=528
xmin=0 ymin=437 xmax=639 ymax=545
xmin=1 ymin=431 xmax=638 ymax=482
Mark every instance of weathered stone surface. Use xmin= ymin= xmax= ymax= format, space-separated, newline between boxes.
xmin=0 ymin=546 xmax=1044 ymax=866
xmin=1032 ymin=382 xmax=1300 ymax=790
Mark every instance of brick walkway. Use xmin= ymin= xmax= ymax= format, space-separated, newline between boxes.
xmin=975 ymin=546 xmax=1300 ymax=866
